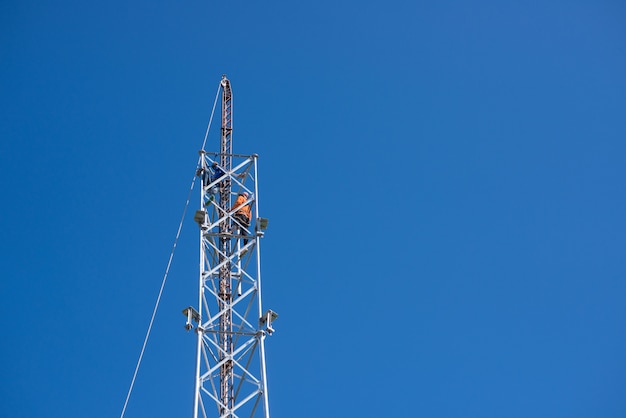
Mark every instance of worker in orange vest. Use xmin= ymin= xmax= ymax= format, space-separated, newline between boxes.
xmin=233 ymin=191 xmax=252 ymax=245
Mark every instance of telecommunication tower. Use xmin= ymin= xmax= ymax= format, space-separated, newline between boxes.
xmin=185 ymin=75 xmax=276 ymax=418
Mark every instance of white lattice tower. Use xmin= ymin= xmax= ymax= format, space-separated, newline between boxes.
xmin=187 ymin=76 xmax=274 ymax=418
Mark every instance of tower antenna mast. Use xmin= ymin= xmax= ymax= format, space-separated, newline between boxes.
xmin=187 ymin=75 xmax=275 ymax=418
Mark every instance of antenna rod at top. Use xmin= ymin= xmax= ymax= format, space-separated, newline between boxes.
xmin=220 ymin=75 xmax=233 ymax=167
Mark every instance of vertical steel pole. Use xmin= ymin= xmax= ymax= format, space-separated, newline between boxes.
xmin=193 ymin=155 xmax=207 ymax=418
xmin=219 ymin=75 xmax=234 ymax=416
xmin=253 ymin=155 xmax=271 ymax=418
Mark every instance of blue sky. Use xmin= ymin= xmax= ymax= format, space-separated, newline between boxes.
xmin=2 ymin=1 xmax=626 ymax=417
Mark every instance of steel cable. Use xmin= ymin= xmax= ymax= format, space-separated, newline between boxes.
xmin=119 ymin=81 xmax=222 ymax=418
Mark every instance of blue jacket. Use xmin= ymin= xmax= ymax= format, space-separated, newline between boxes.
xmin=211 ymin=166 xmax=225 ymax=182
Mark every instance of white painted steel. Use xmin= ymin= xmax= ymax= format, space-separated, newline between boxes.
xmin=190 ymin=78 xmax=273 ymax=418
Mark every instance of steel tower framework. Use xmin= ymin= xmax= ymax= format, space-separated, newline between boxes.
xmin=187 ymin=76 xmax=274 ymax=418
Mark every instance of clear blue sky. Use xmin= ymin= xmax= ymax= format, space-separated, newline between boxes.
xmin=2 ymin=1 xmax=626 ymax=417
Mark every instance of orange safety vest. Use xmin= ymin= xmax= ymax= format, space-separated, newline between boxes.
xmin=233 ymin=195 xmax=251 ymax=220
